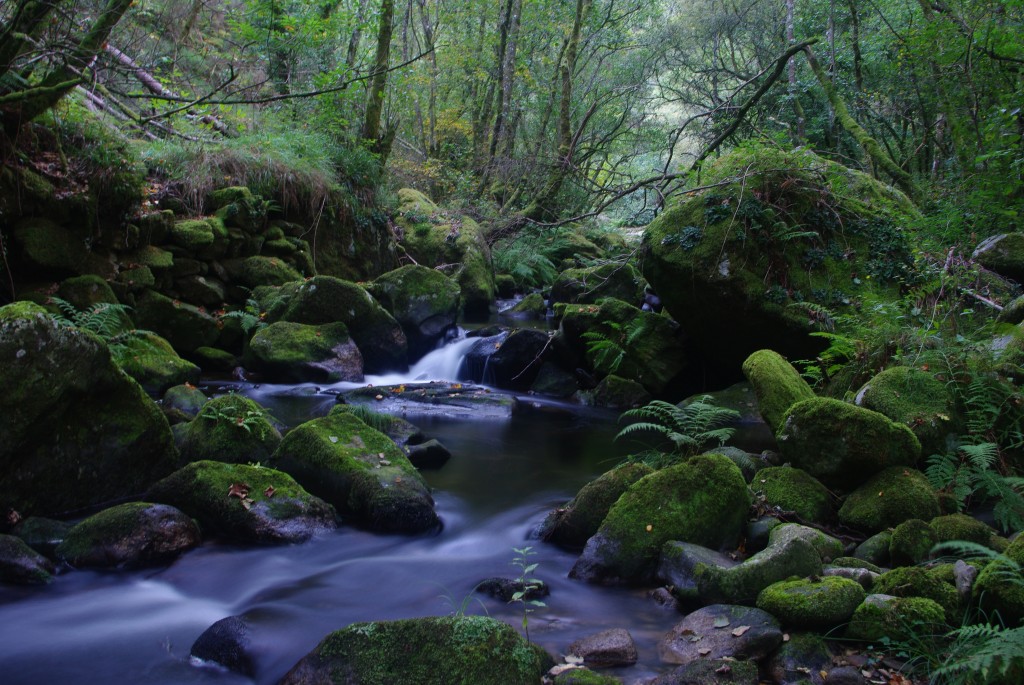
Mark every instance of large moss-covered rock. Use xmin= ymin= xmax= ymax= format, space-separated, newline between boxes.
xmin=538 ymin=462 xmax=654 ymax=549
xmin=0 ymin=302 xmax=179 ymax=515
xmin=13 ymin=217 xmax=114 ymax=276
xmin=888 ymin=518 xmax=939 ymax=565
xmin=0 ymin=534 xmax=55 ymax=585
xmin=569 ymin=453 xmax=750 ymax=584
xmin=177 ymin=395 xmax=282 ymax=464
xmin=974 ymin=233 xmax=1024 ymax=283
xmin=756 ymin=576 xmax=866 ymax=630
xmin=112 ymin=332 xmax=201 ymax=395
xmin=838 ymin=467 xmax=940 ymax=533
xmin=640 ymin=146 xmax=918 ymax=371
xmin=742 ymin=349 xmax=815 ymax=432
xmin=846 ymin=594 xmax=947 ymax=642
xmin=752 ymin=466 xmax=833 ymax=522
xmin=146 ymin=461 xmax=337 ymax=544
xmin=461 ymin=329 xmax=551 ymax=390
xmin=872 ymin=566 xmax=962 ymax=622
xmin=228 ymin=255 xmax=303 ymax=289
xmin=396 ymin=191 xmax=495 ymax=321
xmin=246 ymin=321 xmax=363 ymax=382
xmin=370 ymin=265 xmax=461 ymax=359
xmin=854 ymin=366 xmax=957 ymax=457
xmin=974 ymin=534 xmax=1024 ymax=625
xmin=278 ymin=615 xmax=549 ymax=685
xmin=134 ymin=289 xmax=220 ymax=354
xmin=557 ymin=297 xmax=686 ymax=395
xmin=549 ymin=262 xmax=645 ymax=307
xmin=930 ymin=513 xmax=999 ymax=547
xmin=55 ymin=502 xmax=200 ymax=569
xmin=57 ymin=275 xmax=121 ymax=312
xmin=777 ymin=397 xmax=921 ymax=490
xmin=258 ymin=276 xmax=407 ymax=372
xmin=271 ymin=411 xmax=439 ymax=533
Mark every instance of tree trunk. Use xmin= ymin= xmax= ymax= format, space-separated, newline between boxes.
xmin=0 ymin=0 xmax=61 ymax=80
xmin=361 ymin=0 xmax=396 ymax=159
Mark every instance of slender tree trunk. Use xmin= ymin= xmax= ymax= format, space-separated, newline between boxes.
xmin=362 ymin=0 xmax=396 ymax=158
xmin=0 ymin=0 xmax=63 ymax=80
xmin=786 ymin=0 xmax=805 ymax=142
xmin=346 ymin=0 xmax=372 ymax=69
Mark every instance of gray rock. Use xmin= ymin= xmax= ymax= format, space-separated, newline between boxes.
xmin=405 ymin=439 xmax=451 ymax=470
xmin=767 ymin=632 xmax=832 ymax=685
xmin=567 ymin=628 xmax=638 ymax=668
xmin=650 ymin=659 xmax=760 ymax=685
xmin=658 ymin=604 xmax=783 ymax=665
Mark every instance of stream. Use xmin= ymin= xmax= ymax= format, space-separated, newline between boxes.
xmin=0 ymin=330 xmax=690 ymax=685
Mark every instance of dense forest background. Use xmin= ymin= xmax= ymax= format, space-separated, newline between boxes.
xmin=1 ymin=0 xmax=1020 ymax=245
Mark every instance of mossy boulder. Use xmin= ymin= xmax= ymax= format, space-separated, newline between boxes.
xmin=930 ymin=513 xmax=998 ymax=547
xmin=162 ymin=383 xmax=208 ymax=424
xmin=756 ymin=576 xmax=866 ymax=630
xmin=229 ymin=255 xmax=303 ymax=289
xmin=395 ymin=189 xmax=495 ymax=321
xmin=176 ymin=395 xmax=281 ymax=465
xmin=846 ymin=594 xmax=947 ymax=642
xmin=752 ymin=466 xmax=833 ymax=522
xmin=854 ymin=366 xmax=958 ymax=457
xmin=549 ymin=262 xmax=645 ymax=307
xmin=872 ymin=566 xmax=962 ymax=622
xmin=57 ymin=274 xmax=121 ymax=311
xmin=741 ymin=349 xmax=816 ymax=432
xmin=508 ymin=292 xmax=547 ymax=318
xmin=658 ymin=530 xmax=822 ymax=604
xmin=569 ymin=453 xmax=750 ymax=584
xmin=557 ymin=297 xmax=686 ymax=395
xmin=0 ymin=534 xmax=55 ymax=585
xmin=170 ymin=219 xmax=216 ymax=251
xmin=134 ymin=289 xmax=220 ymax=354
xmin=13 ymin=217 xmax=106 ymax=275
xmin=112 ymin=332 xmax=201 ymax=395
xmin=369 ymin=265 xmax=461 ymax=359
xmin=55 ymin=502 xmax=200 ymax=569
xmin=146 ymin=460 xmax=337 ymax=544
xmin=766 ymin=632 xmax=833 ymax=685
xmin=777 ymin=397 xmax=921 ymax=490
xmin=0 ymin=302 xmax=179 ymax=515
xmin=538 ymin=462 xmax=654 ymax=549
xmin=973 ymin=534 xmax=1024 ymax=625
xmin=974 ymin=233 xmax=1024 ymax=283
xmin=768 ymin=523 xmax=845 ymax=562
xmin=277 ymin=615 xmax=549 ymax=685
xmin=246 ymin=321 xmax=364 ymax=383
xmin=10 ymin=516 xmax=72 ymax=559
xmin=271 ymin=411 xmax=439 ymax=534
xmin=587 ymin=374 xmax=652 ymax=410
xmin=838 ymin=467 xmax=940 ymax=533
xmin=641 ymin=147 xmax=918 ymax=372
xmin=258 ymin=276 xmax=408 ymax=373
xmin=855 ymin=531 xmax=893 ymax=567
xmin=888 ymin=518 xmax=939 ymax=566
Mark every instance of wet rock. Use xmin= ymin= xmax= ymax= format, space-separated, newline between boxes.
xmin=190 ymin=615 xmax=256 ymax=677
xmin=11 ymin=516 xmax=73 ymax=559
xmin=463 ymin=328 xmax=551 ymax=390
xmin=752 ymin=466 xmax=833 ymax=522
xmin=344 ymin=381 xmax=517 ymax=420
xmin=823 ymin=565 xmax=878 ymax=591
xmin=476 ymin=577 xmax=550 ymax=602
xmin=888 ymin=518 xmax=939 ymax=565
xmin=549 ymin=262 xmax=645 ymax=306
xmin=162 ymin=384 xmax=208 ymax=424
xmin=246 ymin=321 xmax=364 ymax=383
xmin=112 ymin=331 xmax=201 ymax=395
xmin=586 ymin=374 xmax=651 ymax=410
xmin=756 ymin=576 xmax=866 ymax=630
xmin=0 ymin=534 xmax=55 ymax=585
xmin=650 ymin=659 xmax=760 ymax=685
xmin=56 ymin=502 xmax=200 ymax=569
xmin=271 ymin=411 xmax=439 ymax=534
xmin=846 ymin=594 xmax=947 ymax=642
xmin=777 ymin=398 xmax=921 ymax=491
xmin=567 ymin=628 xmax=638 ymax=668
xmin=146 ymin=460 xmax=337 ymax=545
xmin=405 ymin=439 xmax=451 ymax=470
xmin=369 ymin=264 xmax=461 ymax=359
xmin=1 ymin=302 xmax=179 ymax=515
xmin=658 ymin=604 xmax=783 ymax=664
xmin=539 ymin=462 xmax=653 ymax=550
xmin=277 ymin=615 xmax=550 ymax=685
xmin=570 ymin=454 xmax=750 ymax=585
xmin=767 ymin=632 xmax=832 ymax=685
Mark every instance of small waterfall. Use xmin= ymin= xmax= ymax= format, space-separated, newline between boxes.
xmin=364 ymin=335 xmax=478 ymax=386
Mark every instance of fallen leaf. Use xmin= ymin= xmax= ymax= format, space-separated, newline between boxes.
xmin=783 ymin=633 xmax=790 ymax=642
xmin=715 ymin=665 xmax=731 ymax=674
xmin=240 ymin=497 xmax=254 ymax=510
xmin=227 ymin=482 xmax=250 ymax=499
xmin=731 ymin=625 xmax=750 ymax=637
xmin=329 ymin=435 xmax=339 ymax=443
xmin=264 ymin=485 xmax=275 ymax=498
xmin=698 ymin=648 xmax=711 ymax=656
xmin=713 ymin=616 xmax=730 ymax=628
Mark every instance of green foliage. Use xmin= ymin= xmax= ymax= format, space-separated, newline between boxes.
xmin=617 ymin=397 xmax=739 ymax=468
xmin=219 ymin=298 xmax=266 ymax=336
xmin=926 ymin=443 xmax=1024 ymax=534
xmin=491 ymin=231 xmax=562 ymax=289
xmin=338 ymin=404 xmax=395 ymax=434
xmin=49 ymin=296 xmax=145 ymax=354
xmin=509 ymin=546 xmax=545 ymax=644
xmin=581 ymin=317 xmax=649 ymax=376
xmin=199 ymin=395 xmax=269 ymax=434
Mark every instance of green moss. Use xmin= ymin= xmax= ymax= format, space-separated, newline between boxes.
xmin=753 ymin=466 xmax=833 ymax=521
xmin=872 ymin=566 xmax=962 ymax=622
xmin=0 ymin=533 xmax=54 ymax=585
xmin=846 ymin=595 xmax=947 ymax=642
xmin=756 ymin=576 xmax=866 ymax=629
xmin=855 ymin=366 xmax=957 ymax=456
xmin=778 ymin=397 xmax=922 ymax=490
xmin=133 ymin=290 xmax=220 ymax=354
xmin=13 ymin=218 xmax=97 ymax=272
xmin=742 ymin=349 xmax=816 ymax=432
xmin=974 ymin=535 xmax=1024 ymax=624
xmin=179 ymin=394 xmax=281 ymax=464
xmin=237 ymin=255 xmax=303 ymax=288
xmin=300 ymin=615 xmax=545 ymax=685
xmin=112 ymin=332 xmax=201 ymax=395
xmin=208 ymin=186 xmax=254 ymax=209
xmin=550 ymin=667 xmax=622 ymax=684
xmin=889 ymin=518 xmax=939 ymax=566
xmin=549 ymin=262 xmax=645 ymax=306
xmin=247 ymin=321 xmax=361 ymax=382
xmin=974 ymin=233 xmax=1024 ymax=282
xmin=170 ymin=219 xmax=216 ymax=251
xmin=838 ymin=468 xmax=940 ymax=533
xmin=769 ymin=523 xmax=845 ymax=562
xmin=855 ymin=531 xmax=893 ymax=566
xmin=55 ymin=502 xmax=150 ymax=563
xmin=830 ymin=557 xmax=883 ymax=573
xmin=57 ymin=275 xmax=119 ymax=310
xmin=510 ymin=292 xmax=546 ymax=317
xmin=930 ymin=513 xmax=998 ymax=547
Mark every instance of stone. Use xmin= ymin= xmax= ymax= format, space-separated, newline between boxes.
xmin=854 ymin=365 xmax=958 ymax=457
xmin=855 ymin=531 xmax=892 ymax=567
xmin=778 ymin=398 xmax=921 ymax=490
xmin=0 ymin=534 xmax=55 ymax=585
xmin=752 ymin=466 xmax=833 ymax=522
xmin=549 ymin=263 xmax=645 ymax=307
xmin=162 ymin=384 xmax=208 ymax=422
xmin=974 ymin=233 xmax=1024 ymax=283
xmin=838 ymin=468 xmax=940 ymax=533
xmin=271 ymin=411 xmax=439 ymax=534
xmin=872 ymin=566 xmax=962 ymax=622
xmin=190 ymin=615 xmax=256 ymax=677
xmin=176 ymin=394 xmax=281 ymax=465
xmin=112 ymin=331 xmax=201 ymax=395
xmin=767 ymin=632 xmax=833 ymax=685
xmin=567 ymin=628 xmax=638 ymax=668
xmin=658 ymin=604 xmax=783 ymax=664
xmin=370 ymin=265 xmax=461 ymax=359
xmin=846 ymin=594 xmax=947 ymax=642
xmin=476 ymin=577 xmax=550 ymax=603
xmin=650 ymin=659 xmax=760 ymax=685
xmin=462 ymin=328 xmax=551 ymax=390
xmin=10 ymin=516 xmax=72 ymax=559
xmin=742 ymin=349 xmax=816 ymax=432
xmin=146 ymin=460 xmax=337 ymax=545
xmin=404 ymin=439 xmax=451 ymax=470
xmin=570 ymin=453 xmax=750 ymax=585
xmin=246 ymin=321 xmax=364 ymax=383
xmin=277 ymin=615 xmax=550 ymax=685
xmin=888 ymin=518 xmax=939 ymax=566
xmin=133 ymin=289 xmax=220 ymax=354
xmin=756 ymin=576 xmax=866 ymax=630
xmin=56 ymin=502 xmax=200 ymax=569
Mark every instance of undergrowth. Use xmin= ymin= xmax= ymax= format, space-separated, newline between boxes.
xmin=616 ymin=396 xmax=739 ymax=469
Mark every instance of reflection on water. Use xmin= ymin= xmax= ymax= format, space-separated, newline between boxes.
xmin=0 ymin=385 xmax=686 ymax=685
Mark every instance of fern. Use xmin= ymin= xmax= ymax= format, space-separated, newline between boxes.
xmin=617 ymin=397 xmax=740 ymax=465
xmin=49 ymin=296 xmax=148 ymax=354
xmin=926 ymin=442 xmax=1024 ymax=533
xmin=219 ymin=298 xmax=266 ymax=335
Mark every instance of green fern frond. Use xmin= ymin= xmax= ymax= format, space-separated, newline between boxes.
xmin=617 ymin=396 xmax=739 ymax=462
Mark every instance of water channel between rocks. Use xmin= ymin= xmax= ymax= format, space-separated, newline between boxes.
xmin=0 ymin=333 xmax=704 ymax=685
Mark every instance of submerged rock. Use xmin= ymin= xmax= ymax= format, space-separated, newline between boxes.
xmin=190 ymin=615 xmax=256 ymax=677
xmin=146 ymin=460 xmax=337 ymax=544
xmin=271 ymin=411 xmax=439 ymax=534
xmin=56 ymin=502 xmax=200 ymax=569
xmin=570 ymin=453 xmax=750 ymax=585
xmin=277 ymin=615 xmax=550 ymax=685
xmin=344 ymin=382 xmax=517 ymax=420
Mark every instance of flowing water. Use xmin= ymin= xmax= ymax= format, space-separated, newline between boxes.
xmin=0 ymin=338 xmax=688 ymax=685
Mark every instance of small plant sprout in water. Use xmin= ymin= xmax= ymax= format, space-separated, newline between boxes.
xmin=510 ymin=546 xmax=545 ymax=643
